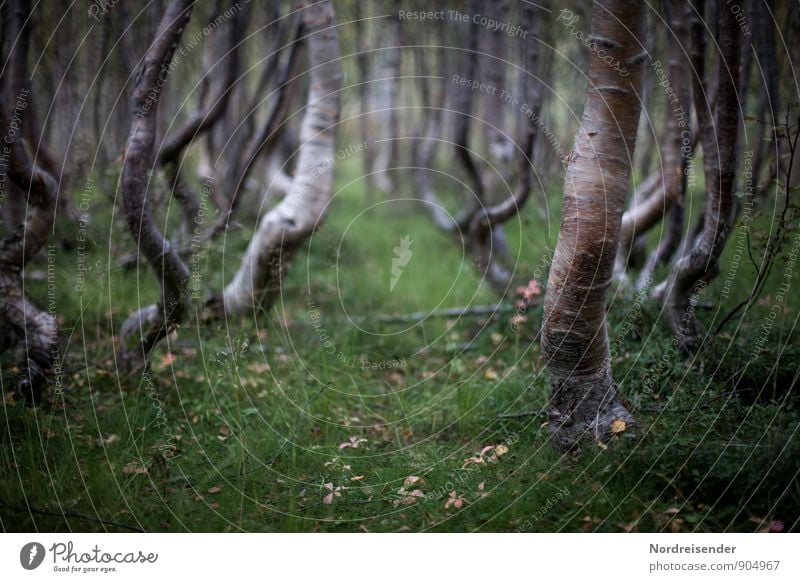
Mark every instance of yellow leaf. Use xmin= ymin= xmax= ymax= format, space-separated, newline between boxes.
xmin=610 ymin=419 xmax=627 ymax=434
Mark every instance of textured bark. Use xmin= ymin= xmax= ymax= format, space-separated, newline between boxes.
xmin=541 ymin=0 xmax=647 ymax=450
xmin=118 ymin=0 xmax=194 ymax=370
xmin=616 ymin=0 xmax=691 ymax=282
xmin=636 ymin=201 xmax=685 ymax=290
xmin=219 ymin=0 xmax=341 ymax=317
xmin=662 ymin=0 xmax=741 ymax=351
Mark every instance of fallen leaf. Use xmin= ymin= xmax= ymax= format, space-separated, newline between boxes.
xmin=610 ymin=419 xmax=626 ymax=434
xmin=339 ymin=436 xmax=368 ymax=449
xmin=207 ymin=486 xmax=222 ymax=494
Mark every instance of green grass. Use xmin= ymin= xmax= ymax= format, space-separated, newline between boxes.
xmin=1 ymin=157 xmax=799 ymax=532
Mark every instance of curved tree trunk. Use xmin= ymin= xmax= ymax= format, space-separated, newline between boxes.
xmin=541 ymin=0 xmax=647 ymax=450
xmin=616 ymin=0 xmax=691 ymax=283
xmin=219 ymin=0 xmax=341 ymax=317
xmin=468 ymin=0 xmax=542 ymax=296
xmin=662 ymin=0 xmax=741 ymax=351
xmin=414 ymin=2 xmax=542 ymax=298
xmin=118 ymin=0 xmax=194 ymax=370
xmin=208 ymin=20 xmax=305 ymax=238
xmin=157 ymin=2 xmax=245 ymax=243
xmin=0 ymin=91 xmax=58 ymax=402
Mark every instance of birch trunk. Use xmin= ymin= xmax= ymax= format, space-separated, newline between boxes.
xmin=541 ymin=0 xmax=647 ymax=450
xmin=220 ymin=0 xmax=341 ymax=317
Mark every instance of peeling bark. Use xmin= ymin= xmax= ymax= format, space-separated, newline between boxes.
xmin=541 ymin=0 xmax=647 ymax=450
xmin=219 ymin=0 xmax=341 ymax=317
xmin=118 ymin=0 xmax=194 ymax=370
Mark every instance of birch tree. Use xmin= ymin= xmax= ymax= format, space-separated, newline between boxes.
xmin=541 ymin=0 xmax=647 ymax=450
xmin=219 ymin=0 xmax=342 ymax=317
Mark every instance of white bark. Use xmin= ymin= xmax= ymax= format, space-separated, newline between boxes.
xmin=221 ymin=0 xmax=341 ymax=316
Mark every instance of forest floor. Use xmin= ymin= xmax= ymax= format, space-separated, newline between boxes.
xmin=2 ymin=160 xmax=799 ymax=532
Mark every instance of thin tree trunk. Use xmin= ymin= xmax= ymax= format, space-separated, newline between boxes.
xmin=483 ymin=0 xmax=513 ymax=165
xmin=662 ymin=0 xmax=741 ymax=351
xmin=616 ymin=0 xmax=691 ymax=283
xmin=541 ymin=0 xmax=647 ymax=450
xmin=118 ymin=0 xmax=194 ymax=370
xmin=209 ymin=20 xmax=305 ymax=238
xmin=370 ymin=13 xmax=400 ymax=195
xmin=353 ymin=1 xmax=374 ymax=186
xmin=157 ymin=2 xmax=245 ymax=241
xmin=219 ymin=0 xmax=341 ymax=317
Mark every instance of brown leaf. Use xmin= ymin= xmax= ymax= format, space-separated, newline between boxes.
xmin=610 ymin=418 xmax=627 ymax=434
